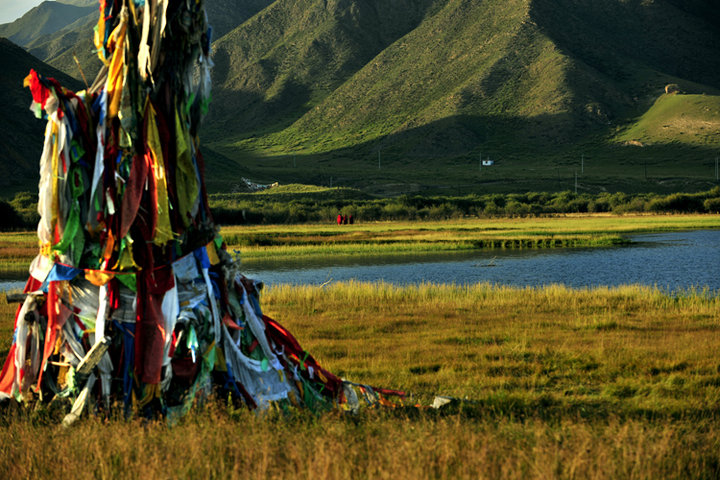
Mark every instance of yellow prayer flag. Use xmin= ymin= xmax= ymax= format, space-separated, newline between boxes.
xmin=85 ymin=270 xmax=115 ymax=287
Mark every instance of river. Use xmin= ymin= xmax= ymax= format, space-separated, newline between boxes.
xmin=1 ymin=230 xmax=718 ymax=293
xmin=239 ymin=229 xmax=720 ymax=292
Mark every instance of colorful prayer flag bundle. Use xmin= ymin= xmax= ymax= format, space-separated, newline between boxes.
xmin=0 ymin=0 xmax=406 ymax=422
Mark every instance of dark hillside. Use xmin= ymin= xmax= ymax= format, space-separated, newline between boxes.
xmin=0 ymin=38 xmax=83 ymax=193
xmin=530 ymin=0 xmax=720 ymax=93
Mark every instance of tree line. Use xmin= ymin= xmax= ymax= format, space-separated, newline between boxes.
xmin=210 ymin=188 xmax=720 ymax=225
xmin=2 ymin=187 xmax=719 ymax=230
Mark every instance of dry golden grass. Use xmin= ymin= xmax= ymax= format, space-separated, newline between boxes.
xmin=1 ymin=282 xmax=719 ymax=479
xmin=1 ymin=409 xmax=716 ymax=479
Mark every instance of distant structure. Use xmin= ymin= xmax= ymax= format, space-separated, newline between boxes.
xmin=665 ymin=84 xmax=680 ymax=95
xmin=482 ymin=159 xmax=495 ymax=166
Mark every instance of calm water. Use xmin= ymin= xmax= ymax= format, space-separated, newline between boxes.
xmin=1 ymin=230 xmax=718 ymax=292
xmin=238 ymin=230 xmax=720 ymax=292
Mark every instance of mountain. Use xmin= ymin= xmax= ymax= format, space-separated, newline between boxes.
xmin=0 ymin=38 xmax=83 ymax=193
xmin=26 ymin=12 xmax=100 ymax=86
xmin=209 ymin=0 xmax=444 ymax=148
xmin=16 ymin=0 xmax=274 ymax=84
xmin=207 ymin=0 xmax=720 ymax=154
xmin=3 ymin=0 xmax=720 ymax=195
xmin=0 ymin=1 xmax=95 ymax=46
xmin=200 ymin=0 xmax=720 ymax=194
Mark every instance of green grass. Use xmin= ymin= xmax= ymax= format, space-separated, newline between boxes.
xmin=0 ymin=215 xmax=717 ymax=276
xmin=615 ymin=93 xmax=720 ymax=147
xmin=221 ymin=214 xmax=720 ymax=259
xmin=1 ymin=282 xmax=719 ymax=478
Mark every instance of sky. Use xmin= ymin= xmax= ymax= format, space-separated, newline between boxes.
xmin=0 ymin=0 xmax=47 ymax=25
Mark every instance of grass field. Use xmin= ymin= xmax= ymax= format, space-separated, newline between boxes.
xmin=222 ymin=213 xmax=720 ymax=258
xmin=0 ymin=214 xmax=718 ymax=478
xmin=1 ymin=282 xmax=719 ymax=478
xmin=0 ymin=214 xmax=718 ymax=277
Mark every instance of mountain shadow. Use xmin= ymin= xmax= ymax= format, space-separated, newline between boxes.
xmin=227 ymin=111 xmax=720 ymax=195
xmin=207 ymin=0 xmax=441 ymax=139
xmin=0 ymin=38 xmax=83 ymax=193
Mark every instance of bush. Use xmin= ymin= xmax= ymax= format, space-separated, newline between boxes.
xmin=703 ymin=197 xmax=720 ymax=213
xmin=206 ymin=188 xmax=719 ymax=224
xmin=647 ymin=193 xmax=705 ymax=213
xmin=0 ymin=200 xmax=26 ymax=230
xmin=382 ymin=203 xmax=414 ymax=220
xmin=505 ymin=201 xmax=531 ymax=217
xmin=427 ymin=203 xmax=459 ymax=220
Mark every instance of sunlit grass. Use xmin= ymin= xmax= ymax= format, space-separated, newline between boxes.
xmin=261 ymin=282 xmax=720 ymax=408
xmin=224 ymin=214 xmax=720 ymax=258
xmin=0 ymin=215 xmax=717 ymax=274
xmin=1 ymin=281 xmax=719 ymax=478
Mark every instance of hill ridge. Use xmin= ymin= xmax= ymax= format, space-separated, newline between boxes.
xmin=2 ymin=0 xmax=720 ymax=195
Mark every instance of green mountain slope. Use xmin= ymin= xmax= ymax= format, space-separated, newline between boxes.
xmin=4 ymin=0 xmax=720 ymax=195
xmin=615 ymin=93 xmax=720 ymax=147
xmin=200 ymin=0 xmax=720 ymax=193
xmin=255 ymin=0 xmax=573 ymax=154
xmin=23 ymin=0 xmax=274 ymax=83
xmin=0 ymin=1 xmax=95 ymax=46
xmin=0 ymin=38 xmax=82 ymax=193
xmin=208 ymin=0 xmax=440 ymax=137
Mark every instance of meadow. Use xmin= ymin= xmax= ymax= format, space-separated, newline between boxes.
xmin=1 ymin=214 xmax=719 ymax=277
xmin=221 ymin=213 xmax=720 ymax=260
xmin=0 ymin=214 xmax=718 ymax=478
xmin=1 ymin=282 xmax=719 ymax=479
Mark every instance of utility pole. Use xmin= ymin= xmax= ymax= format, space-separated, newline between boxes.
xmin=574 ymin=170 xmax=578 ymax=194
xmin=557 ymin=167 xmax=560 ymax=190
xmin=581 ymin=153 xmax=584 ymax=175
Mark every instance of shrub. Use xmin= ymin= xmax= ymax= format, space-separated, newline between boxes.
xmin=206 ymin=188 xmax=718 ymax=224
xmin=703 ymin=197 xmax=720 ymax=213
xmin=0 ymin=201 xmax=25 ymax=230
xmin=647 ymin=193 xmax=705 ymax=213
xmin=505 ymin=200 xmax=531 ymax=217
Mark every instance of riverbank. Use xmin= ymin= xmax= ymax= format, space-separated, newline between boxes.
xmin=225 ymin=213 xmax=720 ymax=259
xmin=1 ymin=282 xmax=718 ymax=478
xmin=0 ymin=214 xmax=718 ymax=278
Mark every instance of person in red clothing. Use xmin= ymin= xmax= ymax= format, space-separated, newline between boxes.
xmin=337 ymin=213 xmax=342 ymax=225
